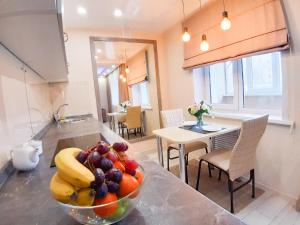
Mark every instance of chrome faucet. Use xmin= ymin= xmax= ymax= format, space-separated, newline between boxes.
xmin=53 ymin=103 xmax=69 ymax=123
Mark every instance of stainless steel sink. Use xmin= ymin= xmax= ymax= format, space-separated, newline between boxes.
xmin=57 ymin=115 xmax=93 ymax=124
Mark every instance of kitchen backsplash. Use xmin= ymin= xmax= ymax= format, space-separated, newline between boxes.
xmin=0 ymin=44 xmax=53 ymax=168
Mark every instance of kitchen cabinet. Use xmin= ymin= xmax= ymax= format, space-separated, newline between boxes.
xmin=0 ymin=0 xmax=68 ymax=82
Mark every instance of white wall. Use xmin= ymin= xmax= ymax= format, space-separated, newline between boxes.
xmin=52 ymin=28 xmax=164 ymax=122
xmin=49 ymin=30 xmax=98 ymax=118
xmin=158 ymin=0 xmax=300 ymax=199
xmin=0 ymin=45 xmax=52 ymax=168
xmin=98 ymin=76 xmax=108 ymax=115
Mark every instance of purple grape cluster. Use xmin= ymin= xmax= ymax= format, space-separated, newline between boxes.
xmin=105 ymin=168 xmax=123 ymax=183
xmin=95 ymin=183 xmax=108 ymax=199
xmin=77 ymin=140 xmax=126 ymax=199
xmin=112 ymin=142 xmax=128 ymax=152
xmin=96 ymin=144 xmax=109 ymax=155
xmin=94 ymin=168 xmax=105 ymax=185
xmin=99 ymin=157 xmax=113 ymax=172
xmin=76 ymin=151 xmax=89 ymax=164
xmin=106 ymin=181 xmax=120 ymax=193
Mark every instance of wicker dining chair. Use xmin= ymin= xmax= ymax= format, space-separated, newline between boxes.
xmin=161 ymin=108 xmax=209 ymax=183
xmin=196 ymin=115 xmax=269 ymax=213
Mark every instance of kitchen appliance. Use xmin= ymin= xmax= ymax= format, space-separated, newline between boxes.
xmin=11 ymin=144 xmax=39 ymax=171
xmin=27 ymin=140 xmax=43 ymax=155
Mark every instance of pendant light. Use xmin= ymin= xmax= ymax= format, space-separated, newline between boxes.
xmin=220 ymin=0 xmax=231 ymax=31
xmin=124 ymin=48 xmax=130 ymax=74
xmin=199 ymin=0 xmax=209 ymax=52
xmin=200 ymin=34 xmax=209 ymax=52
xmin=181 ymin=0 xmax=190 ymax=42
xmin=182 ymin=27 xmax=191 ymax=42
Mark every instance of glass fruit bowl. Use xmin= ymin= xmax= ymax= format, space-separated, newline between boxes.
xmin=57 ymin=166 xmax=145 ymax=225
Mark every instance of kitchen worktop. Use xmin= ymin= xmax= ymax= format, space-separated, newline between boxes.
xmin=0 ymin=119 xmax=244 ymax=225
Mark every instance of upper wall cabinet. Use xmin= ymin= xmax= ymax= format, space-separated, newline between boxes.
xmin=0 ymin=0 xmax=68 ymax=82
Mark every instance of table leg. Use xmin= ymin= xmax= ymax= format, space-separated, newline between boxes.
xmin=112 ymin=116 xmax=116 ymax=132
xmin=178 ymin=144 xmax=187 ymax=183
xmin=156 ymin=136 xmax=164 ymax=167
xmin=109 ymin=116 xmax=112 ymax=129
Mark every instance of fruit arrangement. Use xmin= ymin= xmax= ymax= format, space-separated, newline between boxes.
xmin=50 ymin=141 xmax=144 ymax=219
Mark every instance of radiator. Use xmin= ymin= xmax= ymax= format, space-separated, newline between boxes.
xmin=211 ymin=130 xmax=240 ymax=151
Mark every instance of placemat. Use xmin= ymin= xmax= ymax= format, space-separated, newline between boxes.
xmin=179 ymin=125 xmax=225 ymax=134
xmin=50 ymin=133 xmax=108 ymax=167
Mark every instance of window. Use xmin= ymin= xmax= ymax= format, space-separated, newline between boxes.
xmin=107 ymin=70 xmax=119 ymax=108
xmin=193 ymin=52 xmax=284 ymax=117
xmin=130 ymin=81 xmax=151 ymax=107
xmin=209 ymin=61 xmax=235 ymax=105
xmin=242 ymin=52 xmax=282 ymax=111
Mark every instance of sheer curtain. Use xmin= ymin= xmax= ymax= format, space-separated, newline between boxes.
xmin=130 ymin=81 xmax=151 ymax=107
xmin=107 ymin=69 xmax=119 ymax=111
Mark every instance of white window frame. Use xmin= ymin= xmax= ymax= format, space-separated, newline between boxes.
xmin=195 ymin=52 xmax=286 ymax=119
xmin=130 ymin=81 xmax=151 ymax=108
xmin=204 ymin=61 xmax=239 ymax=111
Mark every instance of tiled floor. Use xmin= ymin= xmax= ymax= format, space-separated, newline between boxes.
xmin=130 ymin=138 xmax=299 ymax=225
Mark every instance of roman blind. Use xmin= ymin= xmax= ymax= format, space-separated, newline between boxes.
xmin=118 ymin=64 xmax=129 ymax=103
xmin=183 ymin=0 xmax=289 ymax=69
xmin=127 ymin=50 xmax=148 ymax=86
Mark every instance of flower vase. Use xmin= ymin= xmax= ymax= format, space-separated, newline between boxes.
xmin=196 ymin=114 xmax=204 ymax=127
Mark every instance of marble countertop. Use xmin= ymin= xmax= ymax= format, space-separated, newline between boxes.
xmin=0 ymin=119 xmax=244 ymax=225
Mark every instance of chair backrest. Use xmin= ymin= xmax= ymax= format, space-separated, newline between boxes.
xmin=161 ymin=108 xmax=185 ymax=128
xmin=229 ymin=115 xmax=269 ymax=181
xmin=125 ymin=106 xmax=141 ymax=129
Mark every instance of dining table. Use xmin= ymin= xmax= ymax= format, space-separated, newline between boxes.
xmin=107 ymin=111 xmax=126 ymax=131
xmin=107 ymin=110 xmax=146 ymax=133
xmin=153 ymin=122 xmax=241 ymax=182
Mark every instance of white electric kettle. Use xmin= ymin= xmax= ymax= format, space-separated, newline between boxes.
xmin=11 ymin=143 xmax=39 ymax=171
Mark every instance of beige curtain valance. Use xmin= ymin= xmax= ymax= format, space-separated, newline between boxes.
xmin=127 ymin=50 xmax=148 ymax=86
xmin=183 ymin=0 xmax=289 ymax=69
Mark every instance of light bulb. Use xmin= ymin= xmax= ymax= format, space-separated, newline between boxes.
xmin=122 ymin=77 xmax=127 ymax=83
xmin=182 ymin=27 xmax=190 ymax=42
xmin=200 ymin=34 xmax=209 ymax=52
xmin=125 ymin=66 xmax=130 ymax=74
xmin=120 ymin=74 xmax=124 ymax=79
xmin=220 ymin=11 xmax=231 ymax=31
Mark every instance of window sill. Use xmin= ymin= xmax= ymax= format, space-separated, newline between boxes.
xmin=142 ymin=106 xmax=152 ymax=110
xmin=205 ymin=112 xmax=294 ymax=128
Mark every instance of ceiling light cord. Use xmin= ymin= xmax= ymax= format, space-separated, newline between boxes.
xmin=181 ymin=0 xmax=191 ymax=42
xmin=181 ymin=0 xmax=186 ymax=21
xmin=220 ymin=0 xmax=231 ymax=30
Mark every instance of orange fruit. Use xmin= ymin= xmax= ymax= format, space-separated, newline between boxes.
xmin=135 ymin=171 xmax=144 ymax=185
xmin=119 ymin=173 xmax=139 ymax=198
xmin=114 ymin=161 xmax=125 ymax=172
xmin=93 ymin=193 xmax=118 ymax=218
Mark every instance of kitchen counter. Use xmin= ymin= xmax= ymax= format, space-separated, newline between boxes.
xmin=0 ymin=119 xmax=244 ymax=225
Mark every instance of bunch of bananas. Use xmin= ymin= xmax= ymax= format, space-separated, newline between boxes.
xmin=49 ymin=148 xmax=96 ymax=206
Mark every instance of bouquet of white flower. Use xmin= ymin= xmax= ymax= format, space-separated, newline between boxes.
xmin=188 ymin=101 xmax=212 ymax=126
xmin=120 ymin=100 xmax=131 ymax=110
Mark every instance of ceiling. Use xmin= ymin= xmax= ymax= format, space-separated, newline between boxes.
xmin=94 ymin=41 xmax=148 ymax=76
xmin=62 ymin=0 xmax=210 ymax=34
